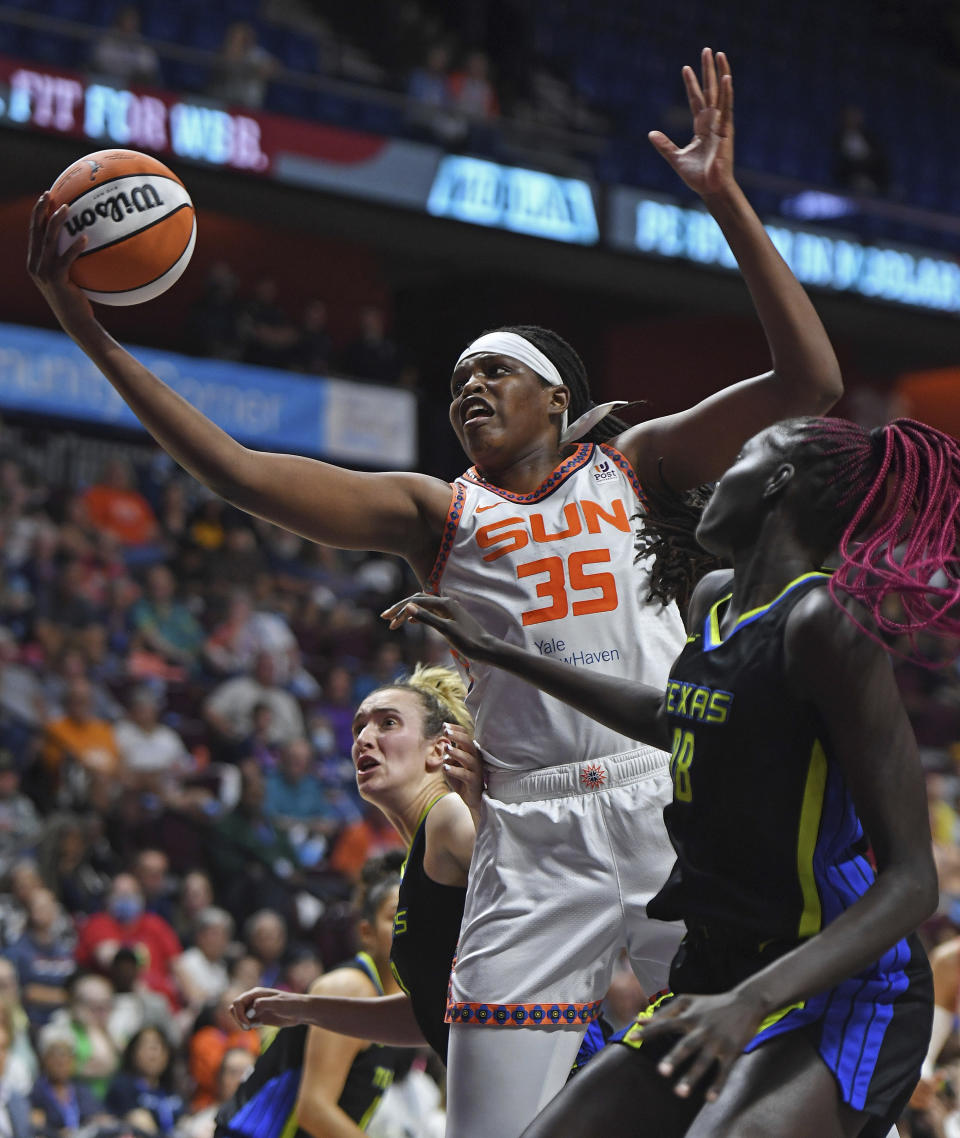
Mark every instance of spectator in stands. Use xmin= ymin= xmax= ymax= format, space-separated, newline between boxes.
xmin=0 ymin=1006 xmax=31 ymax=1138
xmin=171 ymin=871 xmax=214 ymax=948
xmin=0 ymin=959 xmax=39 ymax=1097
xmin=172 ymin=908 xmax=233 ymax=1014
xmin=204 ymin=652 xmax=306 ymax=755
xmin=128 ymin=565 xmax=205 ymax=676
xmin=132 ymin=849 xmax=175 ymax=925
xmin=281 ymin=946 xmax=323 ymax=995
xmin=5 ymin=888 xmax=75 ymax=1028
xmin=210 ymin=763 xmax=302 ymax=919
xmin=294 ymin=300 xmax=334 ymax=375
xmin=406 ymin=42 xmax=465 ymax=145
xmin=176 ymin=1045 xmax=254 ymax=1138
xmin=265 ymin=738 xmax=340 ymax=865
xmin=74 ymin=874 xmax=182 ymax=1009
xmin=207 ymin=21 xmax=278 ymax=109
xmin=238 ymin=278 xmax=298 ymax=370
xmin=0 ymin=750 xmax=40 ymax=882
xmin=328 ymin=800 xmax=405 ymax=883
xmin=239 ymin=700 xmax=281 ymax=770
xmin=105 ymin=1025 xmax=184 ymax=1134
xmin=0 ymin=628 xmax=45 ymax=741
xmin=41 ymin=677 xmax=119 ymax=809
xmin=203 ymin=588 xmax=303 ymax=686
xmin=243 ymin=909 xmax=288 ymax=989
xmin=0 ymin=860 xmax=42 ymax=949
xmin=340 ymin=305 xmax=400 ymax=384
xmin=89 ymin=4 xmax=161 ymax=88
xmin=186 ymin=262 xmax=243 ymax=361
xmin=115 ymin=688 xmax=191 ymax=795
xmin=29 ymin=1021 xmax=107 ymax=1133
xmin=449 ymin=49 xmax=500 ymax=120
xmin=47 ymin=974 xmax=119 ymax=1102
xmin=202 ymin=526 xmax=268 ymax=598
xmin=42 ymin=646 xmax=120 ymax=723
xmin=354 ymin=641 xmax=405 ymax=702
xmin=81 ymin=459 xmax=161 ymax=555
xmin=832 ymin=104 xmax=890 ymax=194
xmin=187 ymin=988 xmax=259 ymax=1111
xmin=40 ymin=815 xmax=113 ymax=917
xmin=107 ymin=947 xmax=171 ymax=1053
xmin=310 ymin=663 xmax=356 ymax=758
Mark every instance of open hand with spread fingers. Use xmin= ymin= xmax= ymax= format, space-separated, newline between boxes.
xmin=381 ymin=593 xmax=495 ymax=662
xmin=649 ymin=47 xmax=736 ymax=200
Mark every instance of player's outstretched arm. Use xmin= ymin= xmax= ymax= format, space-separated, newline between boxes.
xmin=383 ymin=594 xmax=671 ymax=750
xmin=615 ymin=49 xmax=843 ymax=492
xmin=230 ymin=987 xmax=426 ymax=1047
xmin=27 ymin=195 xmax=451 ymax=574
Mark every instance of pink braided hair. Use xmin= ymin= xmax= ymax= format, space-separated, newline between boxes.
xmin=796 ymin=417 xmax=960 ymax=659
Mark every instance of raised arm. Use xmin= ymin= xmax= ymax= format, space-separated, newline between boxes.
xmin=27 ymin=197 xmax=451 ymax=579
xmin=614 ymin=50 xmax=843 ymax=493
xmin=382 ymin=594 xmax=671 ymax=750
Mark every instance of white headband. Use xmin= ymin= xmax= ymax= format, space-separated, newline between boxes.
xmin=455 ymin=331 xmax=626 ymax=444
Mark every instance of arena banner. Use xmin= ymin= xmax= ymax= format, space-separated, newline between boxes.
xmin=607 ymin=186 xmax=960 ymax=315
xmin=0 ymin=54 xmax=440 ymax=196
xmin=0 ymin=323 xmax=416 ymax=467
xmin=426 ymin=155 xmax=599 ymax=245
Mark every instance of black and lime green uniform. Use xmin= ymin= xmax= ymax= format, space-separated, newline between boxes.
xmin=390 ymin=794 xmax=467 ymax=1063
xmin=626 ymin=572 xmax=931 ymax=1130
xmin=215 ymin=953 xmax=403 ymax=1137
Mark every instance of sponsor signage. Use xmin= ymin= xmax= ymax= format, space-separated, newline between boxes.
xmin=3 ymin=56 xmax=958 ymax=313
xmin=1 ymin=59 xmax=270 ymax=172
xmin=0 ymin=323 xmax=416 ymax=468
xmin=427 ymin=155 xmax=599 ymax=245
xmin=608 ymin=187 xmax=960 ymax=314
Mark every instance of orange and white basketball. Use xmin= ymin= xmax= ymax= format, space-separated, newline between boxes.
xmin=48 ymin=149 xmax=196 ymax=306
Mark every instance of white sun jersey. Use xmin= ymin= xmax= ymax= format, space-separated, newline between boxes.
xmin=426 ymin=443 xmax=686 ymax=772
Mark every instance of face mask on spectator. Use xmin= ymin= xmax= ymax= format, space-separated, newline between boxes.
xmin=110 ymin=896 xmax=144 ymax=923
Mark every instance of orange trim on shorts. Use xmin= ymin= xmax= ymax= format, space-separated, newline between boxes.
xmin=446 ymin=997 xmax=604 ymax=1028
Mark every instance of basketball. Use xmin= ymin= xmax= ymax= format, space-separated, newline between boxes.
xmin=48 ymin=149 xmax=196 ymax=306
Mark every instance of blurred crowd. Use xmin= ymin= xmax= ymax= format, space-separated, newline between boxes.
xmin=0 ymin=419 xmax=476 ymax=1136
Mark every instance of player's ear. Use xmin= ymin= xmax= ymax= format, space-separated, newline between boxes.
xmin=763 ymin=462 xmax=795 ymax=499
xmin=548 ymin=384 xmax=570 ymax=415
xmin=425 ymin=736 xmax=446 ymax=773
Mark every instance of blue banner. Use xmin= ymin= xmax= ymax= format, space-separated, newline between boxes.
xmin=0 ymin=323 xmax=416 ymax=467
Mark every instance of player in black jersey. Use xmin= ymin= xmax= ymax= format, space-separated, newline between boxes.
xmin=215 ymin=855 xmax=406 ymax=1137
xmin=390 ymin=415 xmax=960 ymax=1137
xmin=231 ymin=666 xmax=478 ymax=1064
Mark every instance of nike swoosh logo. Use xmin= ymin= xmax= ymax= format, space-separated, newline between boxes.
xmin=475 ymin=502 xmax=503 ymax=512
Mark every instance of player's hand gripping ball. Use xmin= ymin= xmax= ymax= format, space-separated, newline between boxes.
xmin=47 ymin=149 xmax=196 ymax=306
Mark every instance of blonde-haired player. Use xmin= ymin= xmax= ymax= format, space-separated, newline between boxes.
xmin=232 ymin=665 xmax=479 ymax=1064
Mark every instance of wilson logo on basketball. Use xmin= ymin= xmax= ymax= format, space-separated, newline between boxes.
xmin=64 ymin=185 xmax=165 ymax=237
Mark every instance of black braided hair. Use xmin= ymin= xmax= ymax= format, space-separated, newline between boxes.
xmin=634 ymin=467 xmax=727 ymax=614
xmin=493 ymin=324 xmax=631 ymax=444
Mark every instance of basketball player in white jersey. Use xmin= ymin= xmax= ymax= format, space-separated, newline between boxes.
xmin=29 ymin=50 xmax=843 ymax=1138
